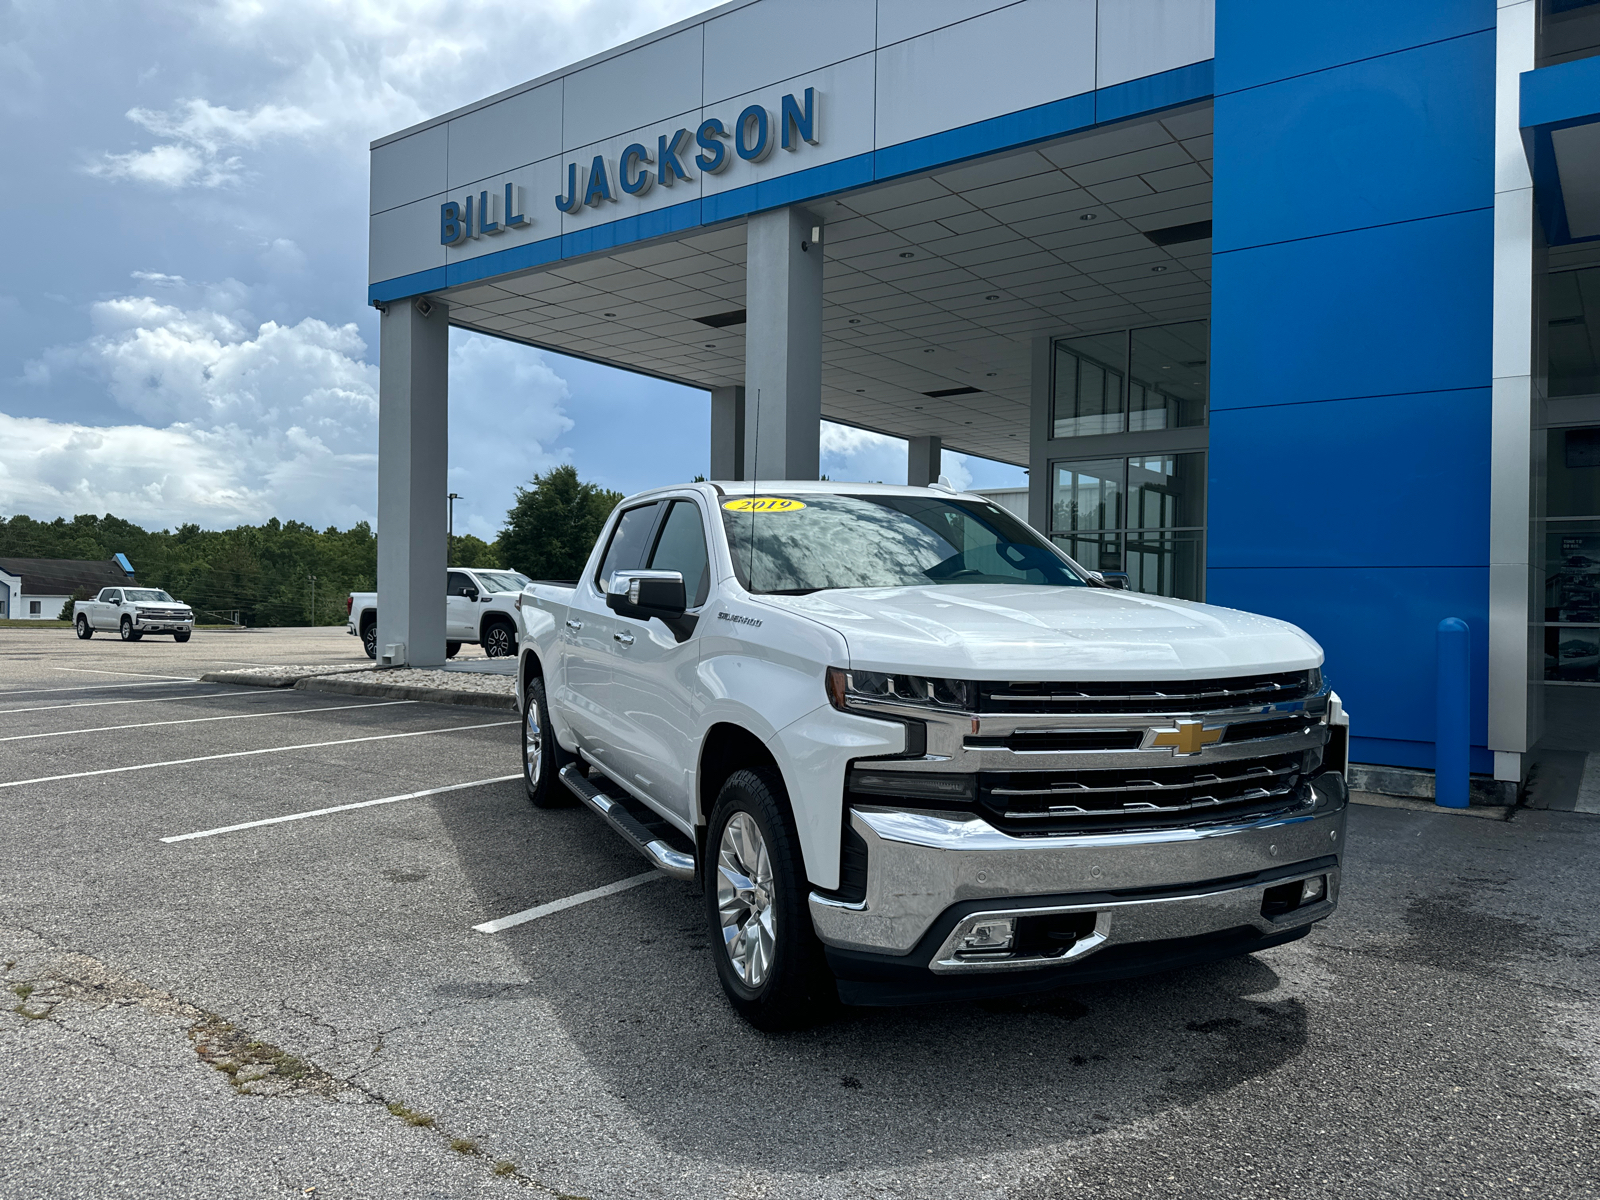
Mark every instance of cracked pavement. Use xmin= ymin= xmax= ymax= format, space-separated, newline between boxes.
xmin=2 ymin=628 xmax=1598 ymax=1198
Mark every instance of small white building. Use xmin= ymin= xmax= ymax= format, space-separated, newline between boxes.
xmin=0 ymin=557 xmax=136 ymax=620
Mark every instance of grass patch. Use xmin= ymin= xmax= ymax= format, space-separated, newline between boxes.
xmin=11 ymin=983 xmax=33 ymax=1001
xmin=0 ymin=619 xmax=72 ymax=629
xmin=493 ymin=1161 xmax=517 ymax=1177
xmin=449 ymin=1138 xmax=478 ymax=1155
xmin=386 ymin=1101 xmax=435 ymax=1128
xmin=189 ymin=1013 xmax=335 ymax=1096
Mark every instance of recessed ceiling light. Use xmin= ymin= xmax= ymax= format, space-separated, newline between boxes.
xmin=964 ymin=421 xmax=972 ymax=425
xmin=923 ymin=348 xmax=935 ymax=354
xmin=985 ymin=371 xmax=998 ymax=377
xmin=855 ymin=388 xmax=865 ymax=392
xmin=1079 ymin=212 xmax=1098 ymax=222
xmin=899 ymin=251 xmax=915 ymax=258
xmin=848 ymin=317 xmax=862 ymax=324
xmin=603 ymin=312 xmax=616 ymax=317
xmin=985 ymin=294 xmax=1000 ymax=301
xmin=1150 ymin=265 xmax=1168 ymax=273
xmin=704 ymin=343 xmax=717 ymax=349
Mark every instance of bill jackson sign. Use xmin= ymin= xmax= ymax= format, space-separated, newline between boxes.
xmin=440 ymin=87 xmax=820 ymax=245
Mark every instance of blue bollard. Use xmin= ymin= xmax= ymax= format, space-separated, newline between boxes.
xmin=1435 ymin=617 xmax=1471 ymax=809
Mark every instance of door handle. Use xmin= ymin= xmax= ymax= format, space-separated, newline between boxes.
xmin=613 ymin=631 xmax=635 ymax=647
xmin=565 ymin=618 xmax=583 ymax=631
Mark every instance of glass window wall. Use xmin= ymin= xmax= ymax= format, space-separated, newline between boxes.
xmin=1052 ymin=322 xmax=1207 ymax=437
xmin=1050 ymin=453 xmax=1206 ymax=600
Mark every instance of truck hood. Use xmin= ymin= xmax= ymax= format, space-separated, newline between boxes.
xmin=759 ymin=585 xmax=1321 ymax=679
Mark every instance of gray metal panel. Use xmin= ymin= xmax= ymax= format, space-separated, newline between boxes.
xmin=702 ymin=0 xmax=876 ymax=104
xmin=1095 ymin=0 xmax=1215 ymax=90
xmin=559 ymin=109 xmax=704 ymax=239
xmin=369 ymin=195 xmax=447 ymax=286
xmin=371 ymin=124 xmax=447 ymax=216
xmin=873 ymin=0 xmax=1097 ymax=150
xmin=444 ymin=157 xmax=562 ymax=267
xmin=876 ymin=0 xmax=1020 ymax=46
xmin=446 ymin=84 xmax=561 ymax=189
xmin=563 ymin=26 xmax=704 ymax=151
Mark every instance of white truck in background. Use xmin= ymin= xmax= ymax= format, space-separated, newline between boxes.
xmin=512 ymin=480 xmax=1350 ymax=1030
xmin=73 ymin=587 xmax=194 ymax=642
xmin=347 ymin=567 xmax=530 ymax=660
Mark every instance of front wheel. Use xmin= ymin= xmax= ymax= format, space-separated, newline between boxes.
xmin=361 ymin=622 xmax=377 ymax=660
xmin=445 ymin=640 xmax=461 ymax=659
xmin=174 ymin=631 xmax=191 ymax=643
xmin=482 ymin=621 xmax=516 ymax=658
xmin=76 ymin=616 xmax=93 ymax=640
xmin=522 ymin=675 xmax=574 ymax=808
xmin=119 ymin=617 xmax=142 ymax=642
xmin=705 ymin=769 xmax=835 ymax=1031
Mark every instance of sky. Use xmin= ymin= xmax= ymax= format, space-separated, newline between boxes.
xmin=0 ymin=0 xmax=1026 ymax=544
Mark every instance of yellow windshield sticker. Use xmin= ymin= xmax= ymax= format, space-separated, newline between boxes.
xmin=722 ymin=497 xmax=806 ymax=513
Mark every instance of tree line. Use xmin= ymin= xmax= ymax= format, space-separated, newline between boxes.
xmin=0 ymin=465 xmax=624 ymax=626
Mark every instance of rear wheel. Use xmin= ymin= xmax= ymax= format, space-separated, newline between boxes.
xmin=361 ymin=621 xmax=377 ymax=660
xmin=705 ymin=769 xmax=835 ymax=1031
xmin=75 ymin=616 xmax=93 ymax=640
xmin=482 ymin=620 xmax=516 ymax=658
xmin=522 ymin=675 xmax=574 ymax=808
xmin=119 ymin=617 xmax=142 ymax=642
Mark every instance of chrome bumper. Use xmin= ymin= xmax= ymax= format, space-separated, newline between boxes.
xmin=809 ymin=783 xmax=1346 ymax=965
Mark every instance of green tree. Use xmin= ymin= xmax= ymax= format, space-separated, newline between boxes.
xmin=450 ymin=533 xmax=500 ymax=568
xmin=496 ymin=465 xmax=623 ymax=581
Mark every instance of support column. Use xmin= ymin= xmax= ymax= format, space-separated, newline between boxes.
xmin=1027 ymin=336 xmax=1053 ymax=537
xmin=744 ymin=206 xmax=822 ymax=480
xmin=907 ymin=435 xmax=942 ymax=488
xmin=709 ymin=385 xmax=746 ymax=480
xmin=377 ymin=297 xmax=449 ymax=668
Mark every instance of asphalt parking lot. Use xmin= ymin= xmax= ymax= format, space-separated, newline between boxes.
xmin=2 ymin=627 xmax=1598 ymax=1199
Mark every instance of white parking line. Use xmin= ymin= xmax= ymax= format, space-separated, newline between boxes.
xmin=52 ymin=667 xmax=197 ymax=680
xmin=0 ymin=720 xmax=516 ymax=790
xmin=472 ymin=871 xmax=667 ymax=934
xmin=0 ymin=691 xmax=244 ymax=716
xmin=160 ymin=774 xmax=522 ymax=842
xmin=0 ymin=699 xmax=414 ymax=743
xmin=0 ymin=680 xmax=202 ymax=698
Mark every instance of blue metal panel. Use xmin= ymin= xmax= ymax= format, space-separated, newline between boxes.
xmin=871 ymin=94 xmax=1096 ymax=185
xmin=1520 ymin=53 xmax=1600 ymax=128
xmin=1211 ymin=209 xmax=1493 ymax=409
xmin=1208 ymin=566 xmax=1492 ymax=760
xmin=370 ymin=265 xmax=450 ymax=304
xmin=1207 ymin=389 xmax=1490 ymax=569
xmin=445 ymin=236 xmax=564 ymax=290
xmin=1214 ymin=0 xmax=1495 ymax=95
xmin=1213 ymin=33 xmax=1494 ymax=252
xmin=1093 ymin=60 xmax=1215 ymax=126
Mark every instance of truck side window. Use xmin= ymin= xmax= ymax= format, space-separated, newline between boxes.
xmin=97 ymin=589 xmax=114 ymax=602
xmin=648 ymin=500 xmax=711 ymax=607
xmin=595 ymin=502 xmax=660 ymax=589
xmin=447 ymin=571 xmax=474 ymax=596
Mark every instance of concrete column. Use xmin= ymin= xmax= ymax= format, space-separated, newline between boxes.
xmin=1487 ymin=1 xmax=1538 ymax=782
xmin=709 ymin=385 xmax=747 ymax=480
xmin=907 ymin=435 xmax=942 ymax=488
xmin=1027 ymin=336 xmax=1053 ymax=537
xmin=377 ymin=297 xmax=449 ymax=668
xmin=744 ymin=206 xmax=823 ymax=480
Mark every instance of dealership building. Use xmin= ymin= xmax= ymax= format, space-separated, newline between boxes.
xmin=366 ymin=0 xmax=1600 ymax=800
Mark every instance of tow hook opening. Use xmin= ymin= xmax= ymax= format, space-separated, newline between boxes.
xmin=1261 ymin=875 xmax=1327 ymax=919
xmin=955 ymin=911 xmax=1100 ymax=962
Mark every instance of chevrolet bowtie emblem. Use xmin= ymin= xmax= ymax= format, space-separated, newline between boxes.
xmin=1150 ymin=720 xmax=1224 ymax=756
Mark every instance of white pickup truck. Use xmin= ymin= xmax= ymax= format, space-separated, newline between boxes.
xmin=514 ymin=481 xmax=1349 ymax=1029
xmin=73 ymin=587 xmax=194 ymax=642
xmin=348 ymin=567 xmax=530 ymax=659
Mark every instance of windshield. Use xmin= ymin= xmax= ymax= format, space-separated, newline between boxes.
xmin=472 ymin=571 xmax=530 ymax=593
xmin=720 ymin=493 xmax=1091 ymax=595
xmin=124 ymin=589 xmax=176 ymax=602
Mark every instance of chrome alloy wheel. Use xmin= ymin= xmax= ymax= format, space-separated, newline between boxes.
xmin=484 ymin=625 xmax=513 ymax=656
xmin=716 ymin=812 xmax=777 ymax=988
xmin=523 ymin=695 xmax=543 ymax=788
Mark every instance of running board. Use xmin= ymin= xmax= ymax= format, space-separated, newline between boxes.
xmin=558 ymin=764 xmax=696 ymax=881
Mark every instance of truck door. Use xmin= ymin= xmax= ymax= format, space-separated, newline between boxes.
xmin=95 ymin=589 xmax=120 ymax=630
xmin=559 ymin=501 xmax=659 ymax=758
xmin=604 ymin=498 xmax=710 ymax=826
xmin=446 ymin=572 xmax=476 ymax=640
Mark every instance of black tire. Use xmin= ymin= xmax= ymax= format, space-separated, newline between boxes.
xmin=445 ymin=640 xmax=461 ymax=659
xmin=75 ymin=616 xmax=93 ymax=640
xmin=119 ymin=617 xmax=142 ymax=642
xmin=705 ymin=769 xmax=836 ymax=1032
xmin=174 ymin=631 xmax=191 ymax=643
xmin=482 ymin=620 xmax=516 ymax=658
xmin=361 ymin=621 xmax=377 ymax=660
xmin=522 ymin=675 xmax=575 ymax=808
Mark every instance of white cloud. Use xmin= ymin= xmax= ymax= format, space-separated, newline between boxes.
xmin=89 ymin=98 xmax=324 ymax=188
xmin=820 ymin=422 xmax=907 ymax=486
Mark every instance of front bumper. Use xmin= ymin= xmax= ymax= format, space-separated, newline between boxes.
xmin=134 ymin=616 xmax=193 ymax=631
xmin=809 ymin=774 xmax=1346 ymax=999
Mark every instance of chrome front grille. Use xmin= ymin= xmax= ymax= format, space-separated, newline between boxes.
xmin=977 ymin=754 xmax=1311 ymax=834
xmin=978 ymin=670 xmax=1314 ymax=715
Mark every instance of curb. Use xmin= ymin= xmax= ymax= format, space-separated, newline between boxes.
xmin=198 ymin=671 xmax=298 ymax=689
xmin=1349 ymin=790 xmax=1514 ymax=821
xmin=293 ymin=675 xmax=517 ymax=711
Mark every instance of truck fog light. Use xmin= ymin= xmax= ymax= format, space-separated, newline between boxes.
xmin=959 ymin=917 xmax=1015 ymax=953
xmin=1300 ymin=875 xmax=1327 ymax=904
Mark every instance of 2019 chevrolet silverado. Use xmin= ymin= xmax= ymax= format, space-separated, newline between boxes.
xmin=74 ymin=587 xmax=194 ymax=642
xmin=513 ymin=481 xmax=1349 ymax=1029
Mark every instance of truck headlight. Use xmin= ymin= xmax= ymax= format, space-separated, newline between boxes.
xmin=826 ymin=666 xmax=975 ymax=712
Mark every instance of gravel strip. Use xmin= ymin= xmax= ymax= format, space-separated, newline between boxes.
xmin=198 ymin=664 xmax=378 ymax=688
xmin=294 ymin=667 xmax=516 ymax=711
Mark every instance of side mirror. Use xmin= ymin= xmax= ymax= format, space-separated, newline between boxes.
xmin=1100 ymin=571 xmax=1131 ymax=591
xmin=112 ymin=597 xmax=122 ymax=606
xmin=463 ymin=586 xmax=479 ymax=601
xmin=606 ymin=570 xmax=686 ymax=620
